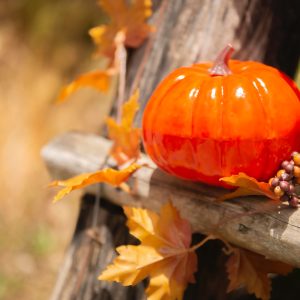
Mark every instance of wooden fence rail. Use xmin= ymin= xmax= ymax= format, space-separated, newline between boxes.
xmin=42 ymin=131 xmax=300 ymax=268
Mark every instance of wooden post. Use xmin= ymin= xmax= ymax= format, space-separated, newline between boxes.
xmin=44 ymin=0 xmax=300 ymax=299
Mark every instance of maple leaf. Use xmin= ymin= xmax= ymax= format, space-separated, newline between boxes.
xmin=57 ymin=70 xmax=111 ymax=103
xmin=89 ymin=0 xmax=153 ymax=59
xmin=106 ymin=90 xmax=141 ymax=165
xmin=49 ymin=163 xmax=141 ymax=202
xmin=219 ymin=173 xmax=278 ymax=201
xmin=226 ymin=247 xmax=293 ymax=300
xmin=99 ymin=202 xmax=198 ymax=300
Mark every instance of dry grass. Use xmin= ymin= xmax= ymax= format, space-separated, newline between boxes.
xmin=0 ymin=18 xmax=113 ymax=300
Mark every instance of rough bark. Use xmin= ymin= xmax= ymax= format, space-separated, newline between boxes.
xmin=124 ymin=0 xmax=300 ymax=125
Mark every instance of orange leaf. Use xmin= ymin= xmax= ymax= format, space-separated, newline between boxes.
xmin=226 ymin=247 xmax=293 ymax=300
xmin=90 ymin=0 xmax=153 ymax=59
xmin=57 ymin=70 xmax=111 ymax=103
xmin=146 ymin=273 xmax=189 ymax=300
xmin=106 ymin=90 xmax=141 ymax=165
xmin=99 ymin=202 xmax=198 ymax=300
xmin=219 ymin=173 xmax=277 ymax=201
xmin=49 ymin=163 xmax=141 ymax=202
xmin=123 ymin=206 xmax=159 ymax=241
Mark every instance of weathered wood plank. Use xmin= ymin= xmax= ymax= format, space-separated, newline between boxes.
xmin=49 ymin=194 xmax=146 ymax=300
xmin=42 ymin=132 xmax=300 ymax=267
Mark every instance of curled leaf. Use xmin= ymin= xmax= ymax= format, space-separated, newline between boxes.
xmin=90 ymin=0 xmax=153 ymax=60
xmin=49 ymin=163 xmax=141 ymax=202
xmin=219 ymin=173 xmax=277 ymax=201
xmin=106 ymin=90 xmax=141 ymax=165
xmin=99 ymin=202 xmax=198 ymax=300
xmin=226 ymin=247 xmax=293 ymax=300
xmin=57 ymin=70 xmax=111 ymax=103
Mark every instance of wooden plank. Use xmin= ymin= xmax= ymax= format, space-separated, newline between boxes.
xmin=49 ymin=194 xmax=146 ymax=300
xmin=42 ymin=131 xmax=300 ymax=267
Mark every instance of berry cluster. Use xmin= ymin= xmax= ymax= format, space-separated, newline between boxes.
xmin=269 ymin=151 xmax=300 ymax=208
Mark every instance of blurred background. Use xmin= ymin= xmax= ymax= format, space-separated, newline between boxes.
xmin=0 ymin=1 xmax=300 ymax=300
xmin=0 ymin=1 xmax=114 ymax=299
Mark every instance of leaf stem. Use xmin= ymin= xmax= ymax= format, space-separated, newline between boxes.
xmin=190 ymin=234 xmax=234 ymax=256
xmin=190 ymin=235 xmax=216 ymax=251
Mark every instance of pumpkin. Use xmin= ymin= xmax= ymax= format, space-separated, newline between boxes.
xmin=142 ymin=45 xmax=300 ymax=187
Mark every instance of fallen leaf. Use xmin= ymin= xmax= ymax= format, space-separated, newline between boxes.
xmin=146 ymin=273 xmax=189 ymax=300
xmin=90 ymin=0 xmax=153 ymax=60
xmin=219 ymin=173 xmax=277 ymax=201
xmin=99 ymin=202 xmax=198 ymax=300
xmin=106 ymin=90 xmax=141 ymax=164
xmin=226 ymin=247 xmax=293 ymax=300
xmin=57 ymin=70 xmax=111 ymax=103
xmin=49 ymin=163 xmax=141 ymax=202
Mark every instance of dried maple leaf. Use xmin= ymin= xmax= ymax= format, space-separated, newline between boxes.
xmin=99 ymin=202 xmax=198 ymax=300
xmin=90 ymin=0 xmax=153 ymax=59
xmin=106 ymin=90 xmax=141 ymax=165
xmin=56 ymin=70 xmax=111 ymax=103
xmin=49 ymin=163 xmax=141 ymax=202
xmin=226 ymin=247 xmax=293 ymax=300
xmin=219 ymin=173 xmax=277 ymax=201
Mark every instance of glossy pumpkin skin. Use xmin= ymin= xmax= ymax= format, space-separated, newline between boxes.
xmin=142 ymin=60 xmax=300 ymax=187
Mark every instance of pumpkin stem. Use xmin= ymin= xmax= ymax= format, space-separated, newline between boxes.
xmin=209 ymin=44 xmax=234 ymax=76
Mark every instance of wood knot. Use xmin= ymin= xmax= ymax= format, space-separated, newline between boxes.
xmin=238 ymin=224 xmax=250 ymax=234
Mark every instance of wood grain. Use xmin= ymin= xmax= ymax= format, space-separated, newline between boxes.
xmin=124 ymin=0 xmax=299 ymax=126
xmin=42 ymin=132 xmax=300 ymax=268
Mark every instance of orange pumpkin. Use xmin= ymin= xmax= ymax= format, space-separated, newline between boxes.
xmin=142 ymin=45 xmax=300 ymax=187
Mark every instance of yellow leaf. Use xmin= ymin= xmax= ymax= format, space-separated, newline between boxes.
xmin=99 ymin=245 xmax=163 ymax=285
xmin=57 ymin=70 xmax=111 ymax=103
xmin=90 ymin=0 xmax=153 ymax=59
xmin=226 ymin=247 xmax=293 ymax=300
xmin=121 ymin=90 xmax=140 ymax=127
xmin=147 ymin=273 xmax=186 ymax=300
xmin=219 ymin=173 xmax=278 ymax=201
xmin=123 ymin=206 xmax=159 ymax=241
xmin=49 ymin=163 xmax=141 ymax=202
xmin=106 ymin=90 xmax=141 ymax=165
xmin=99 ymin=202 xmax=198 ymax=300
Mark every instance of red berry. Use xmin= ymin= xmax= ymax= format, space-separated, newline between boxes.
xmin=279 ymin=181 xmax=290 ymax=192
xmin=289 ymin=196 xmax=299 ymax=208
xmin=281 ymin=160 xmax=289 ymax=169
xmin=270 ymin=177 xmax=279 ymax=187
xmin=285 ymin=163 xmax=294 ymax=173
